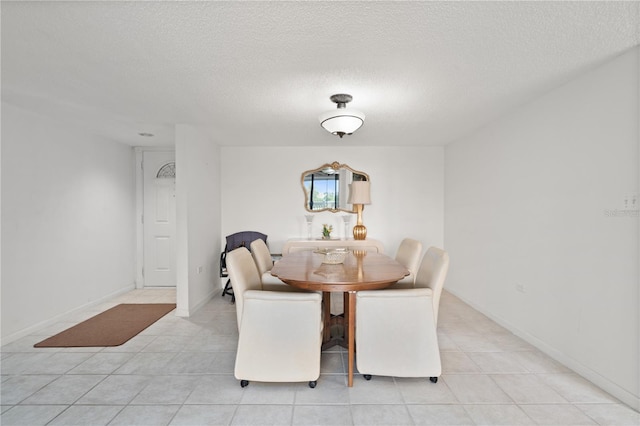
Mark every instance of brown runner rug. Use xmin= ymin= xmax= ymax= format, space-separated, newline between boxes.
xmin=34 ymin=303 xmax=176 ymax=348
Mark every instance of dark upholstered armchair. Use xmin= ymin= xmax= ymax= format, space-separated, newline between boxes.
xmin=220 ymin=231 xmax=268 ymax=303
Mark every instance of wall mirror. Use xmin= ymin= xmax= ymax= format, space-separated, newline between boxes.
xmin=301 ymin=161 xmax=369 ymax=213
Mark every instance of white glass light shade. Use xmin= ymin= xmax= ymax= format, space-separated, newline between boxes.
xmin=319 ymin=109 xmax=365 ymax=136
xmin=347 ymin=181 xmax=371 ymax=205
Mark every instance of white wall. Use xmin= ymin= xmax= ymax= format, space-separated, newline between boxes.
xmin=1 ymin=103 xmax=136 ymax=342
xmin=444 ymin=47 xmax=639 ymax=409
xmin=175 ymin=125 xmax=221 ymax=316
xmin=221 ymin=146 xmax=443 ymax=257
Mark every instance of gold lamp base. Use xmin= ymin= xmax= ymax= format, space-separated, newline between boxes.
xmin=353 ymin=224 xmax=367 ymax=240
xmin=352 ymin=203 xmax=367 ymax=240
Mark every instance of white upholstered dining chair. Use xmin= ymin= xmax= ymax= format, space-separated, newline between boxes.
xmin=226 ymin=247 xmax=323 ymax=388
xmin=389 ymin=238 xmax=423 ymax=289
xmin=355 ymin=246 xmax=450 ymax=382
xmin=249 ymin=238 xmax=291 ymax=291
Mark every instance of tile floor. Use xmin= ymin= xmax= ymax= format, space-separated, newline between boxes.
xmin=1 ymin=288 xmax=639 ymax=425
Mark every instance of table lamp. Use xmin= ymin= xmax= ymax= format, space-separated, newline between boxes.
xmin=348 ymin=180 xmax=371 ymax=240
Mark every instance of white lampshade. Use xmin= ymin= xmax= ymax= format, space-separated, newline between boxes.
xmin=348 ymin=181 xmax=371 ymax=205
xmin=319 ymin=109 xmax=365 ymax=137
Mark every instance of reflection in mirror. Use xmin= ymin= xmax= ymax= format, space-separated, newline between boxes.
xmin=301 ymin=162 xmax=369 ymax=213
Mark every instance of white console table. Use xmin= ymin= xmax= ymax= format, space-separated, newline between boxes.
xmin=281 ymin=238 xmax=385 ymax=255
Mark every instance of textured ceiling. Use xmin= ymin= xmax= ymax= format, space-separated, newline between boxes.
xmin=2 ymin=1 xmax=639 ymax=147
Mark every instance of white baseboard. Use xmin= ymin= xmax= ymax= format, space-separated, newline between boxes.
xmin=446 ymin=288 xmax=640 ymax=412
xmin=174 ymin=288 xmax=217 ymax=317
xmin=0 ymin=283 xmax=135 ymax=346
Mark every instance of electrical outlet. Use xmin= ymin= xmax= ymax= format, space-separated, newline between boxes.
xmin=622 ymin=193 xmax=638 ymax=210
xmin=516 ymin=283 xmax=526 ymax=293
xmin=197 ymin=266 xmax=203 ymax=274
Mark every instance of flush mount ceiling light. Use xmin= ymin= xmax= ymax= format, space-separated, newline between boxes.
xmin=319 ymin=94 xmax=365 ymax=138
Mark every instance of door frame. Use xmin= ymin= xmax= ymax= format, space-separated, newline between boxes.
xmin=135 ymin=146 xmax=176 ymax=288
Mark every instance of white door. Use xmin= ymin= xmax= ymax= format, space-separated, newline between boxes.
xmin=143 ymin=151 xmax=176 ymax=287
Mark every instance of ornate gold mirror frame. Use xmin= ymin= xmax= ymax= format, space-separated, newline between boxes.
xmin=301 ymin=161 xmax=369 ymax=213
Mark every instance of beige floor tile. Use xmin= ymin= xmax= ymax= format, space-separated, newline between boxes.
xmin=0 ymin=375 xmax=59 ymax=405
xmin=575 ymin=403 xmax=640 ymax=425
xmin=184 ymin=374 xmax=245 ymax=405
xmin=320 ymin=352 xmax=345 ymax=374
xmin=491 ymin=374 xmax=568 ymax=404
xmin=463 ymin=404 xmax=535 ymax=425
xmin=520 ymin=404 xmax=597 ymax=425
xmin=14 ymin=352 xmax=93 ymax=375
xmin=231 ymin=404 xmax=293 ymax=425
xmin=77 ymin=375 xmax=151 ymax=405
xmin=541 ymin=373 xmax=620 ymax=403
xmin=443 ymin=374 xmax=513 ymax=404
xmin=449 ymin=333 xmax=503 ymax=352
xmin=351 ymin=404 xmax=413 ymax=425
xmin=467 ymin=351 xmax=530 ymax=373
xmin=408 ymin=404 xmax=474 ymax=425
xmin=239 ymin=381 xmax=297 ymax=404
xmin=131 ymin=375 xmax=201 ymax=405
xmin=1 ymin=337 xmax=61 ymax=353
xmin=2 ymin=288 xmax=636 ymax=426
xmin=170 ymin=404 xmax=236 ymax=425
xmin=47 ymin=405 xmax=123 ymax=425
xmin=511 ymin=351 xmax=572 ymax=373
xmin=436 ymin=332 xmax=461 ymax=351
xmin=348 ymin=375 xmax=404 ymax=404
xmin=293 ymin=405 xmax=352 ymax=425
xmin=68 ymin=352 xmax=134 ymax=374
xmin=22 ymin=374 xmax=106 ymax=405
xmin=112 ymin=351 xmax=178 ymax=374
xmin=294 ymin=374 xmax=350 ymax=405
xmin=0 ymin=405 xmax=68 ymax=426
xmin=441 ymin=351 xmax=482 ymax=373
xmin=109 ymin=405 xmax=180 ymax=426
xmin=395 ymin=377 xmax=459 ymax=404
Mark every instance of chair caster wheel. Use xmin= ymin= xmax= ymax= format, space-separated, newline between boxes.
xmin=240 ymin=380 xmax=249 ymax=387
xmin=429 ymin=377 xmax=438 ymax=383
xmin=364 ymin=374 xmax=372 ymax=381
xmin=308 ymin=381 xmax=317 ymax=388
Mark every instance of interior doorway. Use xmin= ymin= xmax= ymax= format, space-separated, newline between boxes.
xmin=141 ymin=150 xmax=176 ymax=287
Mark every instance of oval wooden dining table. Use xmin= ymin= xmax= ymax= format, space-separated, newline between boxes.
xmin=270 ymin=249 xmax=409 ymax=387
